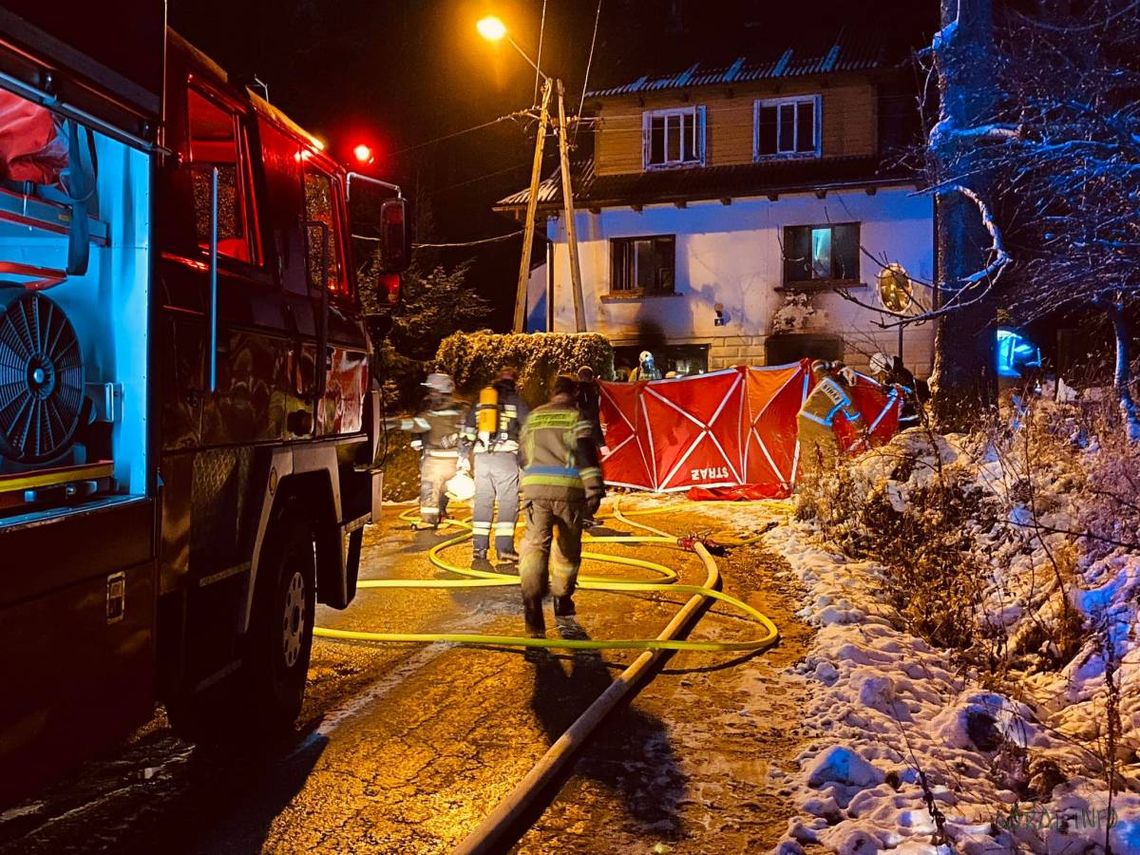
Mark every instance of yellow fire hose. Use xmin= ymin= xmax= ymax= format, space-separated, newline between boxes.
xmin=313 ymin=500 xmax=780 ymax=653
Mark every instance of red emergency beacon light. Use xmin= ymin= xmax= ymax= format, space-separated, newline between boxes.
xmin=353 ymin=143 xmax=374 ymax=165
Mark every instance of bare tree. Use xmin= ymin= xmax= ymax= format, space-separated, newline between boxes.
xmin=833 ymin=0 xmax=1013 ymax=430
xmin=928 ymin=0 xmax=1005 ymax=430
xmin=930 ymin=0 xmax=1140 ymax=439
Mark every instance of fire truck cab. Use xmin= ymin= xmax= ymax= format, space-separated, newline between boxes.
xmin=0 ymin=5 xmax=406 ymax=805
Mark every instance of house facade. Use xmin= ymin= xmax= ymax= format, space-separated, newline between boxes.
xmin=497 ymin=37 xmax=936 ymax=378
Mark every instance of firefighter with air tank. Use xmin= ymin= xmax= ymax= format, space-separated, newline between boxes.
xmin=459 ymin=365 xmax=530 ymax=562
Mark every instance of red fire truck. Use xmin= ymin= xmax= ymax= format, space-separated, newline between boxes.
xmin=0 ymin=4 xmax=407 ymax=805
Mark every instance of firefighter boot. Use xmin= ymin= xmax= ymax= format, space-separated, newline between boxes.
xmin=553 ymin=595 xmax=576 ymax=617
xmin=523 ymin=596 xmax=546 ymax=638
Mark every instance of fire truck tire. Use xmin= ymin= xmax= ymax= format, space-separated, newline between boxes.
xmin=245 ymin=509 xmax=318 ymax=733
xmin=165 ymin=509 xmax=316 ymax=743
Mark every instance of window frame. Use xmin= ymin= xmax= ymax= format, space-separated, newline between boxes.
xmin=302 ymin=161 xmax=353 ymax=301
xmin=642 ymin=106 xmax=706 ymax=170
xmin=185 ymin=83 xmax=262 ymax=266
xmin=609 ymin=234 xmax=677 ymax=297
xmin=781 ymin=222 xmax=861 ymax=289
xmin=753 ymin=94 xmax=821 ymax=161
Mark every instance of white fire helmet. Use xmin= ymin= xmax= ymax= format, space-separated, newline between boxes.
xmin=869 ymin=353 xmax=892 ymax=375
xmin=422 ymin=372 xmax=454 ymax=395
xmin=639 ymin=350 xmax=654 ymax=364
xmin=445 ymin=471 xmax=476 ymax=502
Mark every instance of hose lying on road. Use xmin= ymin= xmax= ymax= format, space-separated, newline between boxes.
xmin=454 ymin=505 xmax=761 ymax=855
xmin=313 ymin=500 xmax=780 ymax=654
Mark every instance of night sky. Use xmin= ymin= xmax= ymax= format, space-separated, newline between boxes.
xmin=170 ymin=0 xmax=938 ymax=328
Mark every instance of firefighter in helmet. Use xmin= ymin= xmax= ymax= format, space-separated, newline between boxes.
xmin=459 ymin=364 xmax=530 ymax=562
xmin=797 ymin=360 xmax=864 ymax=472
xmin=870 ymin=352 xmax=924 ymax=428
xmin=518 ymin=375 xmax=605 ymax=636
xmin=409 ymin=373 xmax=467 ymax=529
xmin=628 ymin=350 xmax=661 ymax=381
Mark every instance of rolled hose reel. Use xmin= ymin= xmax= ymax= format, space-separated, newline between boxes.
xmin=0 ymin=290 xmax=84 ymax=464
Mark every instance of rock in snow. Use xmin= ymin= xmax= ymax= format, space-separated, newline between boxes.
xmin=808 ymin=746 xmax=886 ymax=789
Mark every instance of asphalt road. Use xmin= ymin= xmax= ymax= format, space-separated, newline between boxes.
xmin=0 ymin=502 xmax=810 ymax=855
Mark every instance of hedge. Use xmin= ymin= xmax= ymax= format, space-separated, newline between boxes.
xmin=435 ymin=331 xmax=615 ymax=405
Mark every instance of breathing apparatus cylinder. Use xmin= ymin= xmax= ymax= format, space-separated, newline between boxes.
xmin=476 ymin=385 xmax=499 ymax=435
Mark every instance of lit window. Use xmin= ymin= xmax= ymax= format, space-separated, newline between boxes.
xmin=811 ymin=227 xmax=832 ymax=278
xmin=784 ymin=223 xmax=859 ymax=285
xmin=187 ymin=88 xmax=255 ymax=262
xmin=755 ymin=96 xmax=820 ymax=159
xmin=303 ymin=168 xmax=347 ymax=295
xmin=643 ymin=107 xmax=705 ymax=169
xmin=611 ymin=235 xmax=676 ymax=294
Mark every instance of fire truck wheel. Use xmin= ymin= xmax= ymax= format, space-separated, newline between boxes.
xmin=246 ymin=512 xmax=317 ymax=733
xmin=165 ymin=513 xmax=316 ymax=743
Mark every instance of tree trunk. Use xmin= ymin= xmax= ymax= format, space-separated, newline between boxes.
xmin=1106 ymin=300 xmax=1140 ymax=442
xmin=929 ymin=0 xmax=1000 ymax=430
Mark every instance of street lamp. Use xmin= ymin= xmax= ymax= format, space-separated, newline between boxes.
xmin=475 ymin=15 xmax=507 ymax=42
xmin=475 ymin=15 xmax=548 ymax=82
xmin=477 ymin=14 xmax=583 ymax=334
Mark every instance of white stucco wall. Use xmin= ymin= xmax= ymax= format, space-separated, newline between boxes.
xmin=545 ymin=185 xmax=936 ymax=375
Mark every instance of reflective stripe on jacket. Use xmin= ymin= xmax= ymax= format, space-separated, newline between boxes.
xmin=798 ymin=377 xmax=862 ymax=427
xmin=519 ymin=397 xmax=603 ymax=500
xmin=406 ymin=402 xmax=466 ymax=452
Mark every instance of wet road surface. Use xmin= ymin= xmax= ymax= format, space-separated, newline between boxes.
xmin=0 ymin=503 xmax=811 ymax=854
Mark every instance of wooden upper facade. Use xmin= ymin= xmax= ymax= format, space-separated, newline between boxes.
xmin=496 ymin=37 xmax=918 ymax=214
xmin=590 ymin=75 xmax=879 ymax=177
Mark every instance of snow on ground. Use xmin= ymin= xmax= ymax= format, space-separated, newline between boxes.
xmin=618 ymin=416 xmax=1140 ymax=854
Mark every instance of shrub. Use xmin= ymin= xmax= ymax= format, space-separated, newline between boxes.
xmin=435 ymin=331 xmax=614 ymax=405
xmin=795 ymin=431 xmax=997 ymax=653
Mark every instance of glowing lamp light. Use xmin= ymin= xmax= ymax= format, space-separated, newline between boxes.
xmin=311 ymin=136 xmax=326 ymax=152
xmin=353 ymin=144 xmax=374 ymax=164
xmin=476 ymin=15 xmax=507 ymax=41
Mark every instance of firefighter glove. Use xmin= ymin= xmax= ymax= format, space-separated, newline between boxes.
xmin=585 ymin=491 xmax=603 ymax=516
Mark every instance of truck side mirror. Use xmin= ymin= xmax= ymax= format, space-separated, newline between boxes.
xmin=347 ymin=173 xmax=409 ymax=306
xmin=379 ymin=199 xmax=410 ymax=274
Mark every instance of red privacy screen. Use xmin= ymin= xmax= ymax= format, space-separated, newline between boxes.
xmin=599 ymin=362 xmax=899 ymax=496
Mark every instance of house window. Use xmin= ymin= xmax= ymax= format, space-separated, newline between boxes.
xmin=643 ymin=107 xmax=705 ymax=169
xmin=755 ymin=96 xmax=820 ymax=159
xmin=783 ymin=223 xmax=859 ymax=285
xmin=303 ymin=167 xmax=348 ymax=295
xmin=611 ymin=235 xmax=676 ymax=294
xmin=187 ymin=88 xmax=256 ymax=262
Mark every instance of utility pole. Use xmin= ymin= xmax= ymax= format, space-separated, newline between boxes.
xmin=556 ymin=80 xmax=586 ymax=332
xmin=514 ymin=78 xmax=553 ymax=334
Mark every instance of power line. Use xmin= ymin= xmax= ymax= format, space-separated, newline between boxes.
xmin=534 ymin=0 xmax=548 ymax=105
xmin=389 ymin=112 xmax=529 ymax=159
xmin=414 ymin=230 xmax=524 ymax=249
xmin=427 ymin=160 xmax=534 ymax=195
xmin=576 ymin=0 xmax=603 ymax=143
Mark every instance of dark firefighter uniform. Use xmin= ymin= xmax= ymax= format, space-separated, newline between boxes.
xmin=459 ymin=373 xmax=530 ymax=560
xmin=517 ymin=380 xmax=605 ymax=636
xmin=407 ymin=374 xmax=467 ymax=527
xmin=797 ymin=365 xmax=863 ymax=472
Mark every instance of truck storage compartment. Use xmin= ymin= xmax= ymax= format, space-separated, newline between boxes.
xmin=0 ymin=91 xmax=150 ymax=525
xmin=0 ymin=553 xmax=155 ymax=806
